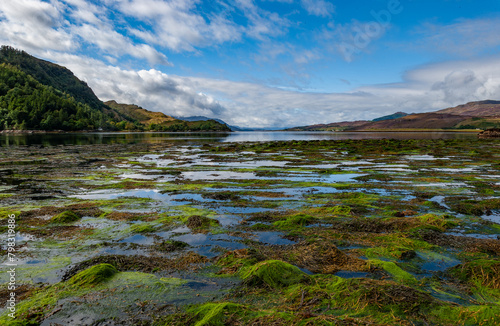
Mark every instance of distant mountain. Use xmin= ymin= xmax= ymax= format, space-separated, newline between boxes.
xmin=288 ymin=101 xmax=500 ymax=131
xmin=0 ymin=46 xmax=230 ymax=132
xmin=286 ymin=120 xmax=371 ymax=131
xmin=178 ymin=116 xmax=251 ymax=131
xmin=178 ymin=115 xmax=231 ymax=126
xmin=288 ymin=111 xmax=408 ymax=131
xmin=372 ymin=111 xmax=408 ymax=122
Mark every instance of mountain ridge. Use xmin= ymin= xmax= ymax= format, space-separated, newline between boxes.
xmin=288 ymin=101 xmax=500 ymax=131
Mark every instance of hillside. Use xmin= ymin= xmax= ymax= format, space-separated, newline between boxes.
xmin=372 ymin=111 xmax=408 ymax=122
xmin=287 ymin=120 xmax=371 ymax=131
xmin=0 ymin=46 xmax=230 ymax=132
xmin=105 ymin=101 xmax=231 ymax=132
xmin=0 ymin=46 xmax=103 ymax=111
xmin=289 ymin=101 xmax=500 ymax=131
xmin=436 ymin=100 xmax=500 ymax=116
xmin=0 ymin=61 xmax=114 ymax=131
xmin=105 ymin=101 xmax=177 ymax=125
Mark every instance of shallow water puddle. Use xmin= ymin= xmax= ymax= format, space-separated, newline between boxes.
xmin=252 ymin=231 xmax=297 ymax=245
xmin=72 ymin=189 xmax=192 ymax=206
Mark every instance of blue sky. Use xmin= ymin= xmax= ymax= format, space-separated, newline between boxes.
xmin=1 ymin=0 xmax=500 ymax=128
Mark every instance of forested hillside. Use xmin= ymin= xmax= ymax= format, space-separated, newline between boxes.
xmin=0 ymin=46 xmax=102 ymax=110
xmin=0 ymin=63 xmax=111 ymax=130
xmin=0 ymin=46 xmax=230 ymax=132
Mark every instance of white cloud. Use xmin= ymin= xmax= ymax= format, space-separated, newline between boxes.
xmin=73 ymin=23 xmax=171 ymax=65
xmin=116 ymin=0 xmax=242 ymax=51
xmin=320 ymin=19 xmax=389 ymax=62
xmin=0 ymin=0 xmax=170 ymax=65
xmin=413 ymin=17 xmax=500 ymax=56
xmin=300 ymin=0 xmax=335 ymax=17
xmin=0 ymin=0 xmax=74 ymax=52
xmin=233 ymin=0 xmax=290 ymax=40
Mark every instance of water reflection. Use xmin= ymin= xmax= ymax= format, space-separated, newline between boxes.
xmin=0 ymin=131 xmax=478 ymax=146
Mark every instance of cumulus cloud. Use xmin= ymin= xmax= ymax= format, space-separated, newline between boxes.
xmin=73 ymin=23 xmax=170 ymax=65
xmin=0 ymin=0 xmax=169 ymax=65
xmin=44 ymin=51 xmax=228 ymax=118
xmin=116 ymin=0 xmax=242 ymax=51
xmin=0 ymin=0 xmax=74 ymax=52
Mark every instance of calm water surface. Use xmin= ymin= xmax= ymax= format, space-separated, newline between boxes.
xmin=0 ymin=131 xmax=478 ymax=146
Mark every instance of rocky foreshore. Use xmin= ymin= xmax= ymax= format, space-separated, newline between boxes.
xmin=478 ymin=128 xmax=500 ymax=138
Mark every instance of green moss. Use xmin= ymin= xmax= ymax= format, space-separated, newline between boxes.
xmin=215 ymin=249 xmax=259 ymax=275
xmin=241 ymin=260 xmax=309 ymax=289
xmin=309 ymin=275 xmax=437 ymax=323
xmin=0 ymin=209 xmax=21 ymax=219
xmin=431 ymin=304 xmax=500 ymax=326
xmin=189 ymin=302 xmax=244 ymax=326
xmin=450 ymin=259 xmax=500 ymax=290
xmin=273 ymin=214 xmax=313 ymax=230
xmin=369 ymin=259 xmax=417 ymax=284
xmin=157 ymin=240 xmax=190 ymax=252
xmin=412 ymin=213 xmax=459 ymax=232
xmin=130 ymin=223 xmax=156 ymax=233
xmin=68 ymin=263 xmax=118 ymax=287
xmin=50 ymin=210 xmax=80 ymax=223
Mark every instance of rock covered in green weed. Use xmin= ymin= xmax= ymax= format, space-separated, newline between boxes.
xmin=130 ymin=223 xmax=156 ymax=233
xmin=241 ymin=260 xmax=309 ymax=288
xmin=325 ymin=276 xmax=437 ymax=321
xmin=50 ymin=210 xmax=80 ymax=223
xmin=449 ymin=259 xmax=500 ymax=289
xmin=157 ymin=240 xmax=189 ymax=252
xmin=273 ymin=214 xmax=313 ymax=230
xmin=187 ymin=215 xmax=219 ymax=230
xmin=68 ymin=263 xmax=118 ymax=287
xmin=369 ymin=259 xmax=417 ymax=284
xmin=188 ymin=302 xmax=244 ymax=326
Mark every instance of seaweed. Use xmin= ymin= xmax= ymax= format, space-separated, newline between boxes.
xmin=241 ymin=260 xmax=310 ymax=289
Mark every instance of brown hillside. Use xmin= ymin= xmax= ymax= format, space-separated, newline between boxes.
xmin=352 ymin=113 xmax=469 ymax=130
xmin=291 ymin=100 xmax=500 ymax=131
xmin=288 ymin=120 xmax=370 ymax=131
xmin=105 ymin=100 xmax=176 ymax=125
xmin=436 ymin=100 xmax=500 ymax=117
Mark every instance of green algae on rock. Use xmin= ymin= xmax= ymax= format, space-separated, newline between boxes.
xmin=68 ymin=263 xmax=118 ymax=287
xmin=241 ymin=260 xmax=310 ymax=289
xmin=50 ymin=210 xmax=80 ymax=223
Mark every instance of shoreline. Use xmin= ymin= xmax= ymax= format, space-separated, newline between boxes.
xmin=0 ymin=129 xmax=483 ymax=134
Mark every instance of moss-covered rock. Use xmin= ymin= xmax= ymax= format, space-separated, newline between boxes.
xmin=241 ymin=260 xmax=309 ymax=289
xmin=68 ymin=263 xmax=118 ymax=287
xmin=50 ymin=210 xmax=80 ymax=223
xmin=189 ymin=302 xmax=244 ymax=326
xmin=130 ymin=223 xmax=156 ymax=233
xmin=449 ymin=259 xmax=500 ymax=289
